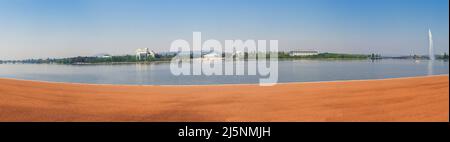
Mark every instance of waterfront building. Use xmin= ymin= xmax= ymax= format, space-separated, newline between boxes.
xmin=136 ymin=48 xmax=156 ymax=60
xmin=289 ymin=50 xmax=319 ymax=56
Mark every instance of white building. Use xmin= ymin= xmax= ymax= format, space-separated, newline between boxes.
xmin=289 ymin=50 xmax=319 ymax=56
xmin=202 ymin=52 xmax=222 ymax=59
xmin=233 ymin=51 xmax=245 ymax=58
xmin=95 ymin=53 xmax=111 ymax=58
xmin=136 ymin=48 xmax=156 ymax=60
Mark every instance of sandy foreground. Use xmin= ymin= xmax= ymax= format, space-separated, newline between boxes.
xmin=0 ymin=75 xmax=448 ymax=122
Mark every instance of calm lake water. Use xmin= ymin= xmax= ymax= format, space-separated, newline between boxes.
xmin=0 ymin=59 xmax=448 ymax=85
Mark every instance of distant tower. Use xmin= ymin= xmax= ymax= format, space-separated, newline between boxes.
xmin=428 ymin=29 xmax=435 ymax=60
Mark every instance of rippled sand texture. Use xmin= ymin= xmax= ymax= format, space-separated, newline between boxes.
xmin=0 ymin=75 xmax=448 ymax=122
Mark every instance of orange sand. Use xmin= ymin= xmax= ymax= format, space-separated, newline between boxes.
xmin=0 ymin=75 xmax=448 ymax=122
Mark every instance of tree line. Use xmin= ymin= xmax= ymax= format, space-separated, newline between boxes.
xmin=2 ymin=52 xmax=447 ymax=65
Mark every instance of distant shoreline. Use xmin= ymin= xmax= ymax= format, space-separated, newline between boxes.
xmin=1 ymin=56 xmax=448 ymax=65
xmin=0 ymin=52 xmax=382 ymax=64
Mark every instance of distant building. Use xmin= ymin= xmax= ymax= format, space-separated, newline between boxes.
xmin=233 ymin=51 xmax=245 ymax=58
xmin=202 ymin=52 xmax=222 ymax=59
xmin=289 ymin=50 xmax=319 ymax=56
xmin=95 ymin=53 xmax=111 ymax=58
xmin=136 ymin=48 xmax=156 ymax=60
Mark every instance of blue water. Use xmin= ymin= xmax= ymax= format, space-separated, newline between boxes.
xmin=0 ymin=59 xmax=448 ymax=85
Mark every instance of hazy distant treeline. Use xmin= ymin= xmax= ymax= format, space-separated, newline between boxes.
xmin=1 ymin=52 xmax=448 ymax=64
xmin=278 ymin=52 xmax=370 ymax=59
xmin=1 ymin=54 xmax=174 ymax=64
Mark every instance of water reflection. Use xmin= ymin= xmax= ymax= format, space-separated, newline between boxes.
xmin=135 ymin=63 xmax=152 ymax=84
xmin=0 ymin=59 xmax=448 ymax=85
xmin=428 ymin=60 xmax=434 ymax=75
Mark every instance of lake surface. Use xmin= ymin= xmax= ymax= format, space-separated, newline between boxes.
xmin=0 ymin=59 xmax=448 ymax=85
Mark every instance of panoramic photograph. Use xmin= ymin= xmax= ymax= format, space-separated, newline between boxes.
xmin=0 ymin=0 xmax=448 ymax=138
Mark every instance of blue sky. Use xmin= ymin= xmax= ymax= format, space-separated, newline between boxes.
xmin=0 ymin=0 xmax=448 ymax=60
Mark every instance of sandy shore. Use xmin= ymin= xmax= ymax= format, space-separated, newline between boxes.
xmin=0 ymin=75 xmax=448 ymax=122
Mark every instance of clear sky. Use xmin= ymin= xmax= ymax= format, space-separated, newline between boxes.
xmin=0 ymin=0 xmax=448 ymax=60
